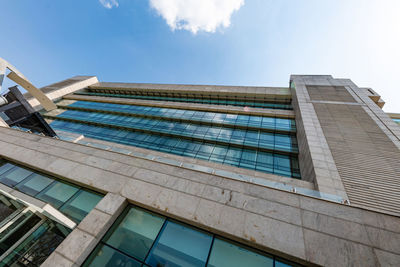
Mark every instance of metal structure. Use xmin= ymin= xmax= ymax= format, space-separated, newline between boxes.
xmin=0 ymin=86 xmax=57 ymax=136
xmin=0 ymin=58 xmax=57 ymax=136
xmin=0 ymin=57 xmax=56 ymax=111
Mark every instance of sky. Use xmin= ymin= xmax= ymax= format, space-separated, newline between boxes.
xmin=1 ymin=0 xmax=399 ymax=112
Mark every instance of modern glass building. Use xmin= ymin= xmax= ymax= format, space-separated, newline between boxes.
xmin=0 ymin=73 xmax=399 ymax=266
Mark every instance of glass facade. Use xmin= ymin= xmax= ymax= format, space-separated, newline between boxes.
xmin=0 ymin=219 xmax=69 ymax=266
xmin=0 ymin=160 xmax=103 ymax=223
xmin=54 ymin=109 xmax=297 ymax=153
xmin=393 ymin=118 xmax=400 ymax=124
xmin=0 ymin=194 xmax=71 ymax=266
xmin=75 ymin=90 xmax=293 ymax=110
xmin=84 ymin=205 xmax=300 ymax=267
xmin=51 ymin=120 xmax=300 ymax=178
xmin=47 ymin=99 xmax=301 ymax=178
xmin=67 ymin=101 xmax=296 ymax=132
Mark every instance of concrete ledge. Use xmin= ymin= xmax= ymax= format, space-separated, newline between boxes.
xmin=63 ymin=94 xmax=296 ymax=118
xmin=0 ymin=128 xmax=398 ymax=266
xmin=89 ymin=82 xmax=292 ymax=99
xmin=25 ymin=76 xmax=98 ymax=110
xmin=42 ymin=193 xmax=127 ymax=266
xmin=291 ymin=76 xmax=349 ymax=200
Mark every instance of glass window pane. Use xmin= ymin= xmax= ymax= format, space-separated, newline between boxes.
xmin=0 ymin=167 xmax=33 ymax=187
xmin=0 ymin=211 xmax=41 ymax=254
xmin=36 ymin=181 xmax=80 ymax=208
xmin=15 ymin=173 xmax=54 ymax=196
xmin=224 ymin=147 xmax=242 ymax=165
xmin=256 ymin=152 xmax=274 ymax=173
xmin=207 ymin=238 xmax=273 ymax=267
xmin=104 ymin=207 xmax=165 ymax=261
xmin=59 ymin=190 xmax=102 ymax=222
xmin=275 ymin=155 xmax=291 ymax=170
xmin=276 ymin=259 xmax=296 ymax=267
xmin=240 ymin=150 xmax=257 ymax=169
xmin=84 ymin=244 xmax=141 ymax=267
xmin=1 ymin=221 xmax=68 ymax=267
xmin=274 ymin=155 xmax=292 ymax=177
xmin=0 ymin=197 xmax=18 ymax=222
xmin=261 ymin=117 xmax=275 ymax=128
xmin=0 ymin=163 xmax=15 ymax=176
xmin=276 ymin=118 xmax=291 ymax=130
xmin=146 ymin=221 xmax=213 ymax=267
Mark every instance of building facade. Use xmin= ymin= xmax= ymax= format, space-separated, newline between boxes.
xmin=0 ymin=74 xmax=399 ymax=266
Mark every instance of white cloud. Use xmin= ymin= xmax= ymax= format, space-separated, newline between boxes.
xmin=149 ymin=0 xmax=244 ymax=34
xmin=99 ymin=0 xmax=119 ymax=9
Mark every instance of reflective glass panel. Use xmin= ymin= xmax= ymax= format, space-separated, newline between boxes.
xmin=50 ymin=119 xmax=300 ymax=179
xmin=207 ymin=238 xmax=273 ymax=267
xmin=276 ymin=259 xmax=296 ymax=267
xmin=0 ymin=197 xmax=18 ymax=223
xmin=146 ymin=221 xmax=213 ymax=267
xmin=15 ymin=173 xmax=54 ymax=196
xmin=36 ymin=181 xmax=79 ymax=208
xmin=74 ymin=92 xmax=293 ymax=110
xmin=104 ymin=207 xmax=165 ymax=261
xmin=84 ymin=244 xmax=142 ymax=267
xmin=0 ymin=211 xmax=41 ymax=255
xmin=60 ymin=190 xmax=103 ymax=222
xmin=0 ymin=220 xmax=68 ymax=266
xmin=0 ymin=167 xmax=33 ymax=187
xmin=0 ymin=162 xmax=15 ymax=176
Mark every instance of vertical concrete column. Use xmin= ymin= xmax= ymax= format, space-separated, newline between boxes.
xmin=336 ymin=79 xmax=400 ymax=149
xmin=290 ymin=75 xmax=348 ymax=200
xmin=41 ymin=193 xmax=127 ymax=267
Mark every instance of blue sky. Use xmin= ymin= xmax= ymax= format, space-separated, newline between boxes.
xmin=1 ymin=0 xmax=399 ymax=112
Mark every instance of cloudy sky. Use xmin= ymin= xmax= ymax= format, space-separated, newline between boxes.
xmin=1 ymin=0 xmax=399 ymax=112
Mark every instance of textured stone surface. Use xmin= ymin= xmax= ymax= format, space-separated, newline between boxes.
xmin=45 ymin=193 xmax=127 ymax=266
xmin=244 ymin=213 xmax=305 ymax=259
xmin=304 ymin=229 xmax=377 ymax=267
xmin=25 ymin=75 xmax=98 ymax=111
xmin=374 ymin=249 xmax=400 ymax=266
xmin=291 ymin=76 xmax=348 ymax=199
xmin=312 ymin=93 xmax=400 ymax=216
xmin=1 ymin=126 xmax=399 ymax=266
xmin=55 ymin=228 xmax=97 ymax=265
xmin=95 ymin=192 xmax=127 ymax=216
xmin=41 ymin=252 xmax=75 ymax=267
xmin=77 ymin=209 xmax=112 ymax=238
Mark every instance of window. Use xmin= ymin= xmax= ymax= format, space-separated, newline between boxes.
xmin=103 ymin=207 xmax=165 ymax=261
xmin=207 ymin=238 xmax=273 ymax=267
xmin=37 ymin=181 xmax=80 ymax=208
xmin=84 ymin=206 xmax=300 ymax=267
xmin=15 ymin=173 xmax=54 ymax=196
xmin=75 ymin=91 xmax=293 ymax=110
xmin=146 ymin=221 xmax=213 ymax=267
xmin=59 ymin=190 xmax=103 ymax=223
xmin=0 ymin=167 xmax=33 ymax=187
xmin=50 ymin=116 xmax=300 ymax=179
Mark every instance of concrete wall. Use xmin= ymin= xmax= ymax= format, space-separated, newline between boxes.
xmin=291 ymin=75 xmax=400 ymax=217
xmin=0 ymin=127 xmax=398 ymax=266
xmin=290 ymin=76 xmax=348 ymax=200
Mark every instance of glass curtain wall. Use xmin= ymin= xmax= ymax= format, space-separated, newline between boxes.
xmin=84 ymin=205 xmax=300 ymax=267
xmin=48 ymin=100 xmax=301 ymax=179
xmin=0 ymin=160 xmax=103 ymax=223
xmin=0 ymin=194 xmax=71 ymax=266
xmin=75 ymin=90 xmax=293 ymax=110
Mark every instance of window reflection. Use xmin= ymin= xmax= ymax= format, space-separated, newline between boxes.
xmin=84 ymin=206 xmax=300 ymax=267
